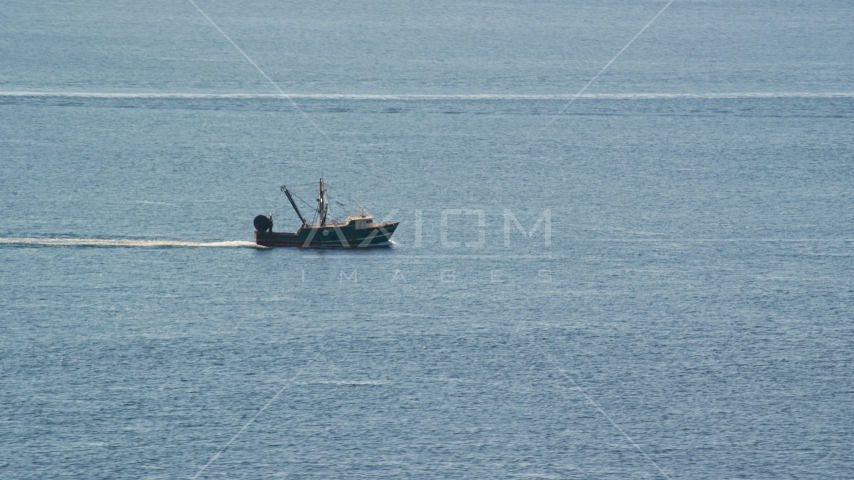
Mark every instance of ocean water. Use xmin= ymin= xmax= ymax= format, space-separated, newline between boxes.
xmin=2 ymin=1 xmax=853 ymax=478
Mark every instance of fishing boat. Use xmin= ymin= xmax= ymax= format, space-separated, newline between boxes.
xmin=253 ymin=178 xmax=398 ymax=247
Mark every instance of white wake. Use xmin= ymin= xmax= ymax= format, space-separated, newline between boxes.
xmin=0 ymin=237 xmax=262 ymax=248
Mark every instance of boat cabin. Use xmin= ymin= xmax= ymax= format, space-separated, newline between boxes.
xmin=349 ymin=215 xmax=375 ymax=230
xmin=256 ymin=178 xmax=399 ymax=247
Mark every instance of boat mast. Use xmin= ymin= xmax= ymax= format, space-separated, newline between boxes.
xmin=317 ymin=177 xmax=328 ymax=226
xmin=280 ymin=185 xmax=307 ymax=226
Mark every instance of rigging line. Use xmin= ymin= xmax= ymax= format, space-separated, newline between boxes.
xmin=288 ymin=190 xmax=315 ymax=210
xmin=540 ymin=0 xmax=677 ymax=133
xmin=186 ymin=0 xmax=335 ymax=146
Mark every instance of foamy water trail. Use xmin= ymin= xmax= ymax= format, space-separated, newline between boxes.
xmin=2 ymin=92 xmax=853 ymax=100
xmin=0 ymin=237 xmax=263 ymax=248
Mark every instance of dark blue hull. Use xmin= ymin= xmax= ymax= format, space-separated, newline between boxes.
xmin=255 ymin=222 xmax=398 ymax=247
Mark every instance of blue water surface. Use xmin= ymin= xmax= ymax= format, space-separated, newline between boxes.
xmin=1 ymin=1 xmax=853 ymax=478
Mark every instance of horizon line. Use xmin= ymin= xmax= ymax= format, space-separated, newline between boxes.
xmin=2 ymin=91 xmax=853 ymax=100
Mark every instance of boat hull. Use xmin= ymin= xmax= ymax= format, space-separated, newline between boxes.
xmin=255 ymin=222 xmax=398 ymax=247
